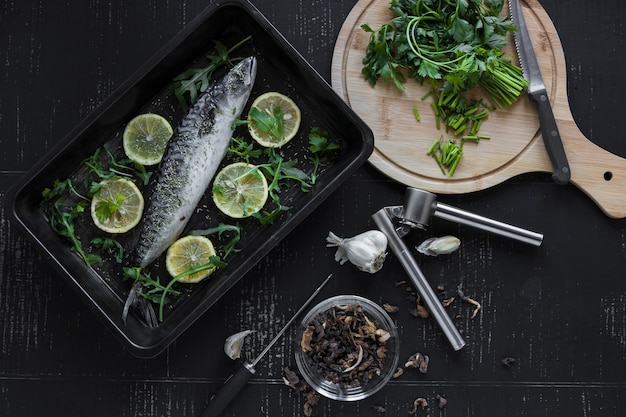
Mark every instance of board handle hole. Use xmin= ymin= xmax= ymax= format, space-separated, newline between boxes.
xmin=604 ymin=171 xmax=613 ymax=181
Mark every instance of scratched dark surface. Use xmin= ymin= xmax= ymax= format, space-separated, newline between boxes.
xmin=2 ymin=0 xmax=626 ymax=416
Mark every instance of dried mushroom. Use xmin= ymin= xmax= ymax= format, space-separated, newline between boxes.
xmin=283 ymin=367 xmax=319 ymax=417
xmin=405 ymin=352 xmax=429 ymax=374
xmin=410 ymin=397 xmax=428 ymax=414
xmin=300 ymin=303 xmax=391 ymax=388
xmin=383 ymin=303 xmax=399 ymax=314
xmin=436 ymin=394 xmax=448 ymax=409
xmin=457 ymin=283 xmax=481 ymax=319
xmin=501 ymin=356 xmax=517 ymax=368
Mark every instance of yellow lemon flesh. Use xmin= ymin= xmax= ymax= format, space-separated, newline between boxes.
xmin=165 ymin=235 xmax=217 ymax=283
xmin=90 ymin=178 xmax=144 ymax=234
xmin=123 ymin=113 xmax=173 ymax=166
xmin=247 ymin=92 xmax=301 ymax=148
xmin=212 ymin=162 xmax=269 ymax=218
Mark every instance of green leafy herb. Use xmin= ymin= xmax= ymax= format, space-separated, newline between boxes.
xmin=190 ymin=223 xmax=242 ymax=259
xmin=158 ymin=255 xmax=226 ymax=320
xmin=361 ymin=0 xmax=529 ymax=175
xmin=248 ymin=105 xmax=285 ymax=140
xmin=41 ymin=179 xmax=101 ymax=267
xmin=91 ymin=237 xmax=124 ymax=263
xmin=172 ymin=36 xmax=252 ymax=108
xmin=427 ymin=137 xmax=464 ymax=176
xmin=82 ymin=144 xmax=152 ymax=186
xmin=427 ymin=134 xmax=489 ymax=176
xmin=123 ymin=266 xmax=181 ymax=306
xmin=308 ymin=128 xmax=340 ymax=184
xmin=228 ymin=136 xmax=263 ymax=162
xmin=94 ymin=191 xmax=125 ymax=223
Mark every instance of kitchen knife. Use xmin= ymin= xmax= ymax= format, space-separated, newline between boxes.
xmin=509 ymin=0 xmax=571 ymax=185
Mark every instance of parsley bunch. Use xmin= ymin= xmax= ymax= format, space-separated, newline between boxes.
xmin=361 ymin=0 xmax=527 ymax=108
xmin=361 ymin=0 xmax=528 ymax=175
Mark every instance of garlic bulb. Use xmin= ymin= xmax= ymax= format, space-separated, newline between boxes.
xmin=224 ymin=329 xmax=254 ymax=360
xmin=416 ymin=235 xmax=460 ymax=256
xmin=326 ymin=230 xmax=388 ymax=273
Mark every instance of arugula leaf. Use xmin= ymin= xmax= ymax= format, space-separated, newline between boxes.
xmin=190 ymin=223 xmax=242 ymax=259
xmin=228 ymin=136 xmax=263 ymax=162
xmin=91 ymin=237 xmax=124 ymax=263
xmin=248 ymin=105 xmax=285 ymax=140
xmin=172 ymin=36 xmax=252 ymax=108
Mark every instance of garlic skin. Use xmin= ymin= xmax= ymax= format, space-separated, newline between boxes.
xmin=326 ymin=230 xmax=388 ymax=273
xmin=224 ymin=329 xmax=254 ymax=360
xmin=416 ymin=235 xmax=460 ymax=256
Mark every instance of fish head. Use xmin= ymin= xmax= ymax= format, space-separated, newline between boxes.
xmin=223 ymin=56 xmax=257 ymax=108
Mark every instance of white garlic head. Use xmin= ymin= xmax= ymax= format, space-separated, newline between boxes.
xmin=326 ymin=230 xmax=388 ymax=273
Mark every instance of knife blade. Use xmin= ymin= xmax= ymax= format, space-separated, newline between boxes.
xmin=509 ymin=0 xmax=570 ymax=185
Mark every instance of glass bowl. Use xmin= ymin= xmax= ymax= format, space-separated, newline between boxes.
xmin=294 ymin=295 xmax=399 ymax=401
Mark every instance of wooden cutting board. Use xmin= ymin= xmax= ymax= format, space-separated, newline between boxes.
xmin=332 ymin=0 xmax=626 ymax=218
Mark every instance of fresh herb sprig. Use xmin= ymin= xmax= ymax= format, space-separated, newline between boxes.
xmin=172 ymin=36 xmax=252 ymax=108
xmin=227 ymin=136 xmax=263 ymax=162
xmin=123 ymin=267 xmax=181 ymax=305
xmin=225 ymin=129 xmax=340 ymax=224
xmin=361 ymin=0 xmax=529 ymax=175
xmin=256 ymin=148 xmax=311 ymax=224
xmin=190 ymin=223 xmax=242 ymax=259
xmin=42 ymin=182 xmax=102 ymax=267
xmin=308 ymin=128 xmax=341 ymax=184
xmin=362 ymin=0 xmax=524 ymax=99
xmin=41 ymin=143 xmax=150 ymax=268
xmin=248 ymin=105 xmax=285 ymax=140
xmin=91 ymin=237 xmax=124 ymax=263
xmin=157 ymin=255 xmax=227 ymax=321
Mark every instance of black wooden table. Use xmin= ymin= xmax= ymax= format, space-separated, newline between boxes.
xmin=2 ymin=0 xmax=626 ymax=416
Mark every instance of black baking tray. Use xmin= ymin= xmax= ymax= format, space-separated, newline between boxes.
xmin=5 ymin=0 xmax=373 ymax=358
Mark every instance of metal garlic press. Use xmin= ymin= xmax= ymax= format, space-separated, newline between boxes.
xmin=372 ymin=187 xmax=543 ymax=351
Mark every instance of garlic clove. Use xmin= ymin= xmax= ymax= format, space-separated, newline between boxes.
xmin=326 ymin=230 xmax=388 ymax=273
xmin=224 ymin=329 xmax=254 ymax=360
xmin=416 ymin=235 xmax=460 ymax=256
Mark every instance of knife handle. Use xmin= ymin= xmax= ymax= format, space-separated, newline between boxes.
xmin=530 ymin=89 xmax=571 ymax=184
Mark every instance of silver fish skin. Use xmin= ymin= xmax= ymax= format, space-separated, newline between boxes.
xmin=134 ymin=56 xmax=257 ymax=267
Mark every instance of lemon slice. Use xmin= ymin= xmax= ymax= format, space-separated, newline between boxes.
xmin=247 ymin=92 xmax=301 ymax=147
xmin=165 ymin=235 xmax=217 ymax=283
xmin=123 ymin=113 xmax=173 ymax=166
xmin=90 ymin=178 xmax=144 ymax=234
xmin=212 ymin=162 xmax=269 ymax=218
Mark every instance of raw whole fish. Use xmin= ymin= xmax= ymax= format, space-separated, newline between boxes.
xmin=134 ymin=56 xmax=257 ymax=268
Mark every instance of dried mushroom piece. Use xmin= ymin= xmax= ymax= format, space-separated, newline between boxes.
xmin=405 ymin=352 xmax=429 ymax=374
xmin=282 ymin=367 xmax=319 ymax=417
xmin=410 ymin=397 xmax=429 ymax=414
xmin=436 ymin=394 xmax=448 ymax=409
xmin=300 ymin=303 xmax=390 ymax=388
xmin=457 ymin=283 xmax=481 ymax=319
xmin=383 ymin=303 xmax=399 ymax=314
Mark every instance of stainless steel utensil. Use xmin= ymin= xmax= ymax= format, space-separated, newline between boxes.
xmin=372 ymin=187 xmax=543 ymax=351
xmin=509 ymin=0 xmax=570 ymax=184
